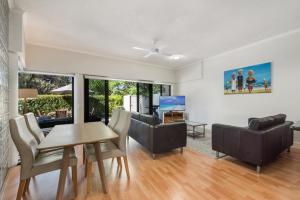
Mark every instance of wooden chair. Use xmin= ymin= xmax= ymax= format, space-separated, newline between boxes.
xmin=9 ymin=116 xmax=78 ymax=200
xmin=84 ymin=110 xmax=131 ymax=193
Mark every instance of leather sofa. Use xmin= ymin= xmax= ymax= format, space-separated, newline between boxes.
xmin=128 ymin=112 xmax=187 ymax=159
xmin=212 ymin=114 xmax=293 ymax=172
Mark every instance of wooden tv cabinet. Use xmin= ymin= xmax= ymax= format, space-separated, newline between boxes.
xmin=163 ymin=111 xmax=185 ymax=124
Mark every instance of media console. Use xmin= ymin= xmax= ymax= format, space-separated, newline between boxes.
xmin=162 ymin=111 xmax=185 ymax=124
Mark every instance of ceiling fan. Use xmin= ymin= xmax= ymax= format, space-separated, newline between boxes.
xmin=132 ymin=39 xmax=184 ymax=60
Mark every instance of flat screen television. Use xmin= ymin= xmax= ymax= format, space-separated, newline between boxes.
xmin=159 ymin=96 xmax=185 ymax=111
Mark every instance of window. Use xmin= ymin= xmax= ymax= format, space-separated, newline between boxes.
xmin=84 ymin=79 xmax=108 ymax=123
xmin=162 ymin=84 xmax=171 ymax=96
xmin=18 ymin=72 xmax=74 ymax=128
xmin=138 ymin=83 xmax=151 ymax=114
xmin=84 ymin=76 xmax=172 ymax=121
xmin=109 ymin=80 xmax=137 ymax=115
xmin=84 ymin=78 xmax=137 ymax=124
xmin=152 ymin=84 xmax=171 ymax=115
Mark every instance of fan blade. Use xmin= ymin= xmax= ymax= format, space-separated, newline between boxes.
xmin=133 ymin=47 xmax=149 ymax=51
xmin=144 ymin=52 xmax=156 ymax=58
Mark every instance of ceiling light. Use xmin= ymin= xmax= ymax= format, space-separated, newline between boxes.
xmin=169 ymin=55 xmax=184 ymax=60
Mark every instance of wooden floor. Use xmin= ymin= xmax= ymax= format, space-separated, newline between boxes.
xmin=2 ymin=138 xmax=300 ymax=200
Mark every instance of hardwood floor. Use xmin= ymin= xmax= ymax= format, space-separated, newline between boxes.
xmin=2 ymin=138 xmax=300 ymax=200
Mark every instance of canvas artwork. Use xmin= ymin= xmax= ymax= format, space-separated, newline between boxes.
xmin=224 ymin=62 xmax=272 ymax=95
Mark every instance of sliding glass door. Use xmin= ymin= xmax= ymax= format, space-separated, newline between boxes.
xmin=109 ymin=80 xmax=137 ymax=116
xmin=84 ymin=77 xmax=172 ymax=123
xmin=152 ymin=84 xmax=171 ymax=115
xmin=84 ymin=79 xmax=108 ymax=123
xmin=137 ymin=83 xmax=152 ymax=115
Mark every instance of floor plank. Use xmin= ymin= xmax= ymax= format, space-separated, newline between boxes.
xmin=2 ymin=138 xmax=300 ymax=200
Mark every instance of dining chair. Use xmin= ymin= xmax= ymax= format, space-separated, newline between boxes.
xmin=84 ymin=110 xmax=131 ymax=193
xmin=9 ymin=116 xmax=78 ymax=200
xmin=24 ymin=112 xmax=45 ymax=144
xmin=107 ymin=108 xmax=121 ymax=129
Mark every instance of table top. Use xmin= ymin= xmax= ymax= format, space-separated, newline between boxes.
xmin=38 ymin=122 xmax=119 ymax=150
xmin=185 ymin=121 xmax=207 ymax=126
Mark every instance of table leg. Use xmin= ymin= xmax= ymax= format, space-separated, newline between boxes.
xmin=56 ymin=146 xmax=71 ymax=200
xmin=93 ymin=142 xmax=107 ymax=193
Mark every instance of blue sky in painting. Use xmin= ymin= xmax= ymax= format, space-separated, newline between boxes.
xmin=224 ymin=62 xmax=271 ymax=88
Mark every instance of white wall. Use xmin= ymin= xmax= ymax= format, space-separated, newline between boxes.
xmin=175 ymin=30 xmax=300 ymax=127
xmin=25 ymin=44 xmax=175 ymax=83
xmin=24 ymin=43 xmax=175 ymax=124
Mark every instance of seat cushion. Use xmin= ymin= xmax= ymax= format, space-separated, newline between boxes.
xmin=31 ymin=148 xmax=77 ymax=177
xmin=85 ymin=141 xmax=124 ymax=161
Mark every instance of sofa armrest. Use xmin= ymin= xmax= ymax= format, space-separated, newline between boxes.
xmin=212 ymin=123 xmax=264 ymax=165
xmin=152 ymin=122 xmax=187 ymax=153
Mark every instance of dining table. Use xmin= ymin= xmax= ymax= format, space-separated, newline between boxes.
xmin=37 ymin=122 xmax=119 ymax=200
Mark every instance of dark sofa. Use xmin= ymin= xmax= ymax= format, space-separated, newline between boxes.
xmin=212 ymin=114 xmax=293 ymax=172
xmin=128 ymin=112 xmax=187 ymax=159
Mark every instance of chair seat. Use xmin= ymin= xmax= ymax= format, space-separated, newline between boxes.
xmin=31 ymin=148 xmax=77 ymax=177
xmin=85 ymin=141 xmax=125 ymax=161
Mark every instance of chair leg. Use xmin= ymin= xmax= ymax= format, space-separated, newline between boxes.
xmin=16 ymin=179 xmax=26 ymax=200
xmin=123 ymin=156 xmax=130 ymax=179
xmin=117 ymin=157 xmax=122 ymax=169
xmin=86 ymin=161 xmax=93 ymax=194
xmin=23 ymin=178 xmax=31 ymax=195
xmin=85 ymin=162 xmax=88 ymax=178
xmin=83 ymin=150 xmax=86 ymax=165
xmin=72 ymin=166 xmax=78 ymax=196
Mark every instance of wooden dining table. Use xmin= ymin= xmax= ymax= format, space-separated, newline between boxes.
xmin=37 ymin=122 xmax=119 ymax=200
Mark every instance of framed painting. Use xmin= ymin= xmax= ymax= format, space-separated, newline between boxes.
xmin=224 ymin=62 xmax=272 ymax=95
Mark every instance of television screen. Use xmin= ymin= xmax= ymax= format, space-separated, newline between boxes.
xmin=159 ymin=96 xmax=185 ymax=111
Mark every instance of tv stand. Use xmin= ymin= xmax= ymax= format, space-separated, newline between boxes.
xmin=163 ymin=111 xmax=185 ymax=124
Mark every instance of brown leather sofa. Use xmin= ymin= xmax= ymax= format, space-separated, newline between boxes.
xmin=212 ymin=114 xmax=293 ymax=172
xmin=128 ymin=112 xmax=187 ymax=159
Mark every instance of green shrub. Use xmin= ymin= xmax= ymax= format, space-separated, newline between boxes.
xmin=18 ymin=95 xmax=72 ymax=115
xmin=19 ymin=94 xmax=124 ymax=116
xmin=89 ymin=94 xmax=123 ymax=116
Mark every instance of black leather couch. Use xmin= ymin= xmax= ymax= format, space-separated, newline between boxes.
xmin=212 ymin=114 xmax=293 ymax=173
xmin=128 ymin=112 xmax=187 ymax=159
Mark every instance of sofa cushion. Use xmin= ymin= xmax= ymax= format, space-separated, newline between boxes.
xmin=248 ymin=114 xmax=287 ymax=130
xmin=249 ymin=116 xmax=275 ymax=130
xmin=139 ymin=114 xmax=160 ymax=126
xmin=272 ymin=114 xmax=286 ymax=125
xmin=131 ymin=112 xmax=140 ymax=120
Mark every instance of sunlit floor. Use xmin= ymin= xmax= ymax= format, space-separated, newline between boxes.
xmin=3 ymin=138 xmax=300 ymax=200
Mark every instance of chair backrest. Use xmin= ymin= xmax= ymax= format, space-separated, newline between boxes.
xmin=108 ymin=109 xmax=121 ymax=129
xmin=113 ymin=110 xmax=131 ymax=152
xmin=9 ymin=116 xmax=38 ymax=179
xmin=24 ymin=112 xmax=45 ymax=144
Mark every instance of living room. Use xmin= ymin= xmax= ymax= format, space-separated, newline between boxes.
xmin=1 ymin=0 xmax=300 ymax=199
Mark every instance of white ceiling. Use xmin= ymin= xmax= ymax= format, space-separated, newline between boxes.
xmin=15 ymin=0 xmax=300 ymax=69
